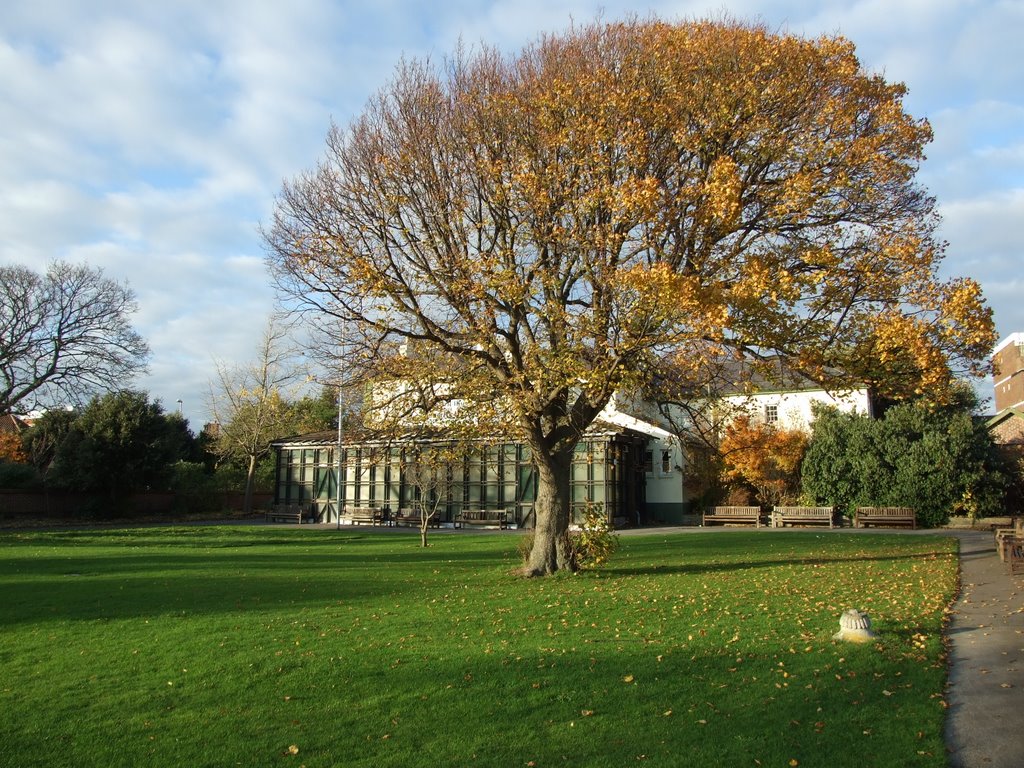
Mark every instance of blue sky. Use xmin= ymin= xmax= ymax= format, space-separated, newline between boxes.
xmin=2 ymin=0 xmax=1022 ymax=426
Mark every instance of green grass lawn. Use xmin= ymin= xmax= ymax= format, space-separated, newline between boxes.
xmin=0 ymin=527 xmax=957 ymax=767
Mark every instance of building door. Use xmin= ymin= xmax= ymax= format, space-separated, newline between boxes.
xmin=313 ymin=464 xmax=337 ymax=523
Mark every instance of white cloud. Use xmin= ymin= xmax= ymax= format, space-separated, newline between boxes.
xmin=2 ymin=0 xmax=1022 ymax=423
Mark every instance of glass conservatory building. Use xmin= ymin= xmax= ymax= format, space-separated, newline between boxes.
xmin=270 ymin=426 xmax=655 ymax=528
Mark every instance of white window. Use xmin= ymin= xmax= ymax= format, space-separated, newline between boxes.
xmin=660 ymin=449 xmax=672 ymax=475
xmin=764 ymin=404 xmax=779 ymax=424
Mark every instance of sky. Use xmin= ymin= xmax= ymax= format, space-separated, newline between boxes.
xmin=1 ymin=0 xmax=1022 ymax=427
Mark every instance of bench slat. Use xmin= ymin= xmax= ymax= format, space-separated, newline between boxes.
xmin=455 ymin=509 xmax=509 ymax=529
xmin=266 ymin=504 xmax=305 ymax=524
xmin=343 ymin=507 xmax=387 ymax=526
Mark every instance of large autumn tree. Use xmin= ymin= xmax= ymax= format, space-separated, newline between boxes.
xmin=266 ymin=18 xmax=994 ymax=575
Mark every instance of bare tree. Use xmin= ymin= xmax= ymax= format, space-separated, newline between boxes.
xmin=207 ymin=318 xmax=298 ymax=514
xmin=0 ymin=262 xmax=149 ymax=414
xmin=401 ymin=438 xmax=477 ymax=548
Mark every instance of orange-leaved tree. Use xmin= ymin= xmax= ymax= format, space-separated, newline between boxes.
xmin=0 ymin=432 xmax=28 ymax=464
xmin=719 ymin=415 xmax=808 ymax=508
xmin=265 ymin=17 xmax=994 ymax=575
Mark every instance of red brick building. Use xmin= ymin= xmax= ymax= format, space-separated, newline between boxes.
xmin=993 ymin=333 xmax=1024 ymax=414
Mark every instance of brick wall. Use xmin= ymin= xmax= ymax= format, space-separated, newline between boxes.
xmin=994 ymin=339 xmax=1024 ymax=413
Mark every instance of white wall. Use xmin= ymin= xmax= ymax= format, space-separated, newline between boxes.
xmin=722 ymin=387 xmax=872 ymax=431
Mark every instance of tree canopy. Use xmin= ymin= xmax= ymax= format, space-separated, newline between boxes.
xmin=266 ymin=17 xmax=995 ymax=574
xmin=0 ymin=262 xmax=149 ymax=414
xmin=49 ymin=391 xmax=193 ymax=501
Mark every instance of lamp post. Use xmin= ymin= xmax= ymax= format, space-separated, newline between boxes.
xmin=335 ymin=321 xmax=346 ymax=530
xmin=336 ymin=382 xmax=344 ymax=530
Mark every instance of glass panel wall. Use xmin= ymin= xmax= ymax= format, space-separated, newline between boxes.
xmin=274 ymin=433 xmax=647 ymax=526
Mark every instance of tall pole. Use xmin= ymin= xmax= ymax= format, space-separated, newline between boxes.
xmin=336 ymin=321 xmax=346 ymax=530
xmin=336 ymin=382 xmax=343 ymax=529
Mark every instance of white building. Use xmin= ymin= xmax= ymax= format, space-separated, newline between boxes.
xmin=272 ymin=362 xmax=870 ymax=526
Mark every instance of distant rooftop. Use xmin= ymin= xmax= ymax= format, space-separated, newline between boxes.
xmin=993 ymin=333 xmax=1024 ymax=356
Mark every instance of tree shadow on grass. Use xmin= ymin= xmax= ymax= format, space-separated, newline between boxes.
xmin=0 ymin=529 xmax=517 ymax=626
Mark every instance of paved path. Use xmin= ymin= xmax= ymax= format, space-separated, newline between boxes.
xmin=943 ymin=530 xmax=1024 ymax=767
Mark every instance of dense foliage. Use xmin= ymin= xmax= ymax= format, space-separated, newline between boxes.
xmin=801 ymin=394 xmax=1008 ymax=526
xmin=719 ymin=415 xmax=808 ymax=507
xmin=48 ymin=391 xmax=194 ymax=499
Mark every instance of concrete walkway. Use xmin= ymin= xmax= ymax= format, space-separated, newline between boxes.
xmin=943 ymin=530 xmax=1024 ymax=767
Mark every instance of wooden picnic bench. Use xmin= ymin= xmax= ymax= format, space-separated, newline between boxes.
xmin=454 ymin=509 xmax=509 ymax=529
xmin=266 ymin=503 xmax=306 ymax=524
xmin=773 ymin=506 xmax=838 ymax=528
xmin=702 ymin=506 xmax=766 ymax=527
xmin=854 ymin=507 xmax=916 ymax=529
xmin=343 ymin=506 xmax=388 ymax=526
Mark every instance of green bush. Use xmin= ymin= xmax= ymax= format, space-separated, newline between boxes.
xmin=802 ymin=393 xmax=1008 ymax=526
xmin=169 ymin=461 xmax=222 ymax=514
xmin=0 ymin=460 xmax=41 ymax=489
xmin=570 ymin=502 xmax=619 ymax=569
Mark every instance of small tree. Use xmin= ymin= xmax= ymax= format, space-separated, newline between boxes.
xmin=207 ymin=319 xmax=298 ymax=514
xmin=0 ymin=262 xmax=149 ymax=414
xmin=719 ymin=414 xmax=808 ymax=507
xmin=400 ymin=443 xmax=465 ymax=547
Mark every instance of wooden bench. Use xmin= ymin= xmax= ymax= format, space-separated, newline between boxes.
xmin=454 ymin=509 xmax=509 ymax=529
xmin=393 ymin=507 xmax=441 ymax=528
xmin=995 ymin=518 xmax=1023 ymax=561
xmin=343 ymin=507 xmax=387 ymax=526
xmin=266 ymin=503 xmax=306 ymax=524
xmin=1006 ymin=536 xmax=1024 ymax=576
xmin=773 ymin=506 xmax=838 ymax=528
xmin=702 ymin=506 xmax=765 ymax=527
xmin=854 ymin=507 xmax=916 ymax=529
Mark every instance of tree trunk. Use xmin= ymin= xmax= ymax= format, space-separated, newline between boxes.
xmin=523 ymin=448 xmax=576 ymax=576
xmin=243 ymin=454 xmax=257 ymax=516
xmin=419 ymin=505 xmax=430 ymax=548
